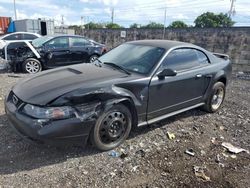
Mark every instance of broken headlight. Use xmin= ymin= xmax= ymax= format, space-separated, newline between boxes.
xmin=22 ymin=104 xmax=75 ymax=120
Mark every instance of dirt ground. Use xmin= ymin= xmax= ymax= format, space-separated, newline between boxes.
xmin=0 ymin=72 xmax=249 ymax=188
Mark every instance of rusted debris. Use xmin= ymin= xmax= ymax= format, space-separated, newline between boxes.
xmin=193 ymin=166 xmax=211 ymax=181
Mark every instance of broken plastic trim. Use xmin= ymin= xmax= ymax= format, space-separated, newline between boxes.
xmin=74 ymin=102 xmax=102 ymax=122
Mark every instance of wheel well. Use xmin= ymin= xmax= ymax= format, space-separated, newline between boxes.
xmin=217 ymin=77 xmax=227 ymax=86
xmin=90 ymin=54 xmax=99 ymax=57
xmin=119 ymin=99 xmax=138 ymax=128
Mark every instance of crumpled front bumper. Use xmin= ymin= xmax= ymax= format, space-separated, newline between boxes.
xmin=4 ymin=94 xmax=96 ymax=146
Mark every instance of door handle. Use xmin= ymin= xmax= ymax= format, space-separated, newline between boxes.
xmin=196 ymin=74 xmax=202 ymax=78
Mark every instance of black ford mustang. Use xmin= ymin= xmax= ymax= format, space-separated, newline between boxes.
xmin=5 ymin=40 xmax=232 ymax=150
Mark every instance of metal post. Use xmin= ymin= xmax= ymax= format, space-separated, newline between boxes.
xmin=13 ymin=0 xmax=17 ymax=20
xmin=163 ymin=7 xmax=167 ymax=39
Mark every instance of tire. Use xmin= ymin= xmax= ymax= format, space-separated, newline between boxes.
xmin=22 ymin=58 xmax=42 ymax=74
xmin=89 ymin=55 xmax=98 ymax=63
xmin=202 ymin=82 xmax=225 ymax=113
xmin=90 ymin=104 xmax=132 ymax=151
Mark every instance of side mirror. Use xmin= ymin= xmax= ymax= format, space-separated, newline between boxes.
xmin=157 ymin=68 xmax=177 ymax=79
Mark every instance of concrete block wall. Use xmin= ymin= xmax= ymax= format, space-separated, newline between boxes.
xmin=81 ymin=27 xmax=250 ymax=71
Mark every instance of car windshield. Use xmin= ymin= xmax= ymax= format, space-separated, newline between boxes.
xmin=32 ymin=36 xmax=53 ymax=48
xmin=98 ymin=43 xmax=165 ymax=75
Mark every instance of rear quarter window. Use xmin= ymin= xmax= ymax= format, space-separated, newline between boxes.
xmin=195 ymin=50 xmax=210 ymax=65
xmin=23 ymin=34 xmax=38 ymax=40
xmin=162 ymin=48 xmax=200 ymax=72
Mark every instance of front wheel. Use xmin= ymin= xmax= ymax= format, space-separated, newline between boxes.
xmin=22 ymin=58 xmax=42 ymax=74
xmin=202 ymin=82 xmax=225 ymax=113
xmin=90 ymin=104 xmax=132 ymax=151
xmin=89 ymin=55 xmax=99 ymax=63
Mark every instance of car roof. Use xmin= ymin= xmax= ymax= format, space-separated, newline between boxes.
xmin=0 ymin=32 xmax=41 ymax=39
xmin=127 ymin=40 xmax=199 ymax=50
xmin=45 ymin=34 xmax=85 ymax=38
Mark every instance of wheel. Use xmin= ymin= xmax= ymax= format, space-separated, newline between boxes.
xmin=202 ymin=82 xmax=225 ymax=113
xmin=89 ymin=55 xmax=98 ymax=63
xmin=90 ymin=104 xmax=132 ymax=151
xmin=22 ymin=58 xmax=42 ymax=74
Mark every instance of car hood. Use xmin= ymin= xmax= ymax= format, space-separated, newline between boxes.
xmin=13 ymin=64 xmax=134 ymax=106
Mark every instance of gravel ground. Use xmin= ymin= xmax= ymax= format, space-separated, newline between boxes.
xmin=0 ymin=72 xmax=249 ymax=188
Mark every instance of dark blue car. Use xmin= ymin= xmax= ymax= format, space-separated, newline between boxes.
xmin=3 ymin=35 xmax=107 ymax=73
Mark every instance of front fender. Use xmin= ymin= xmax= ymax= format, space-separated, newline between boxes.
xmin=50 ymin=85 xmax=141 ymax=107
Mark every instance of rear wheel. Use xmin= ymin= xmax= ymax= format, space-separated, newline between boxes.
xmin=202 ymin=82 xmax=225 ymax=113
xmin=22 ymin=58 xmax=42 ymax=74
xmin=90 ymin=104 xmax=132 ymax=151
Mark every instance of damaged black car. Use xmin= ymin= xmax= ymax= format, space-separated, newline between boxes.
xmin=1 ymin=35 xmax=106 ymax=73
xmin=5 ymin=40 xmax=232 ymax=150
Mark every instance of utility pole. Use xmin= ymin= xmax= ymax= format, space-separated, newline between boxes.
xmin=162 ymin=7 xmax=167 ymax=39
xmin=13 ymin=0 xmax=17 ymax=20
xmin=61 ymin=15 xmax=64 ymax=26
xmin=61 ymin=15 xmax=64 ymax=33
xmin=229 ymin=0 xmax=236 ymax=18
xmin=81 ymin=16 xmax=84 ymax=35
xmin=111 ymin=7 xmax=114 ymax=23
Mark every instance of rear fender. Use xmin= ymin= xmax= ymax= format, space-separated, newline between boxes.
xmin=203 ymin=70 xmax=226 ymax=100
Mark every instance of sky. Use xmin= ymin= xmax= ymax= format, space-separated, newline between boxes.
xmin=0 ymin=0 xmax=249 ymax=27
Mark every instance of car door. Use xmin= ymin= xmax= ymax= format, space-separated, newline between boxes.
xmin=44 ymin=36 xmax=70 ymax=67
xmin=147 ymin=48 xmax=210 ymax=120
xmin=69 ymin=37 xmax=91 ymax=63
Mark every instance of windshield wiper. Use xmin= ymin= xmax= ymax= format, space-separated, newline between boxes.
xmin=93 ymin=58 xmax=103 ymax=67
xmin=104 ymin=62 xmax=131 ymax=75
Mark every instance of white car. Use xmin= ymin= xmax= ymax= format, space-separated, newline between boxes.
xmin=0 ymin=32 xmax=41 ymax=49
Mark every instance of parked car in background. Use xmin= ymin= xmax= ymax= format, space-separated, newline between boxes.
xmin=5 ymin=40 xmax=232 ymax=151
xmin=0 ymin=32 xmax=41 ymax=49
xmin=2 ymin=35 xmax=107 ymax=73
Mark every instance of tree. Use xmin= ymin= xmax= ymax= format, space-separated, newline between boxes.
xmin=168 ymin=21 xmax=188 ymax=28
xmin=68 ymin=25 xmax=81 ymax=30
xmin=130 ymin=23 xmax=141 ymax=28
xmin=194 ymin=12 xmax=235 ymax=28
xmin=84 ymin=22 xmax=104 ymax=29
xmin=141 ymin=22 xmax=164 ymax=29
xmin=106 ymin=23 xmax=123 ymax=29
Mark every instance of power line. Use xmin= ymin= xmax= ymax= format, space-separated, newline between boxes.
xmin=116 ymin=0 xmax=224 ymax=12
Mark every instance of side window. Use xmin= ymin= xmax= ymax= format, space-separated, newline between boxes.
xmin=71 ymin=37 xmax=90 ymax=47
xmin=195 ymin=50 xmax=210 ymax=65
xmin=23 ymin=34 xmax=38 ymax=40
xmin=45 ymin=37 xmax=69 ymax=49
xmin=3 ymin=34 xmax=22 ymax=40
xmin=161 ymin=48 xmax=200 ymax=72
